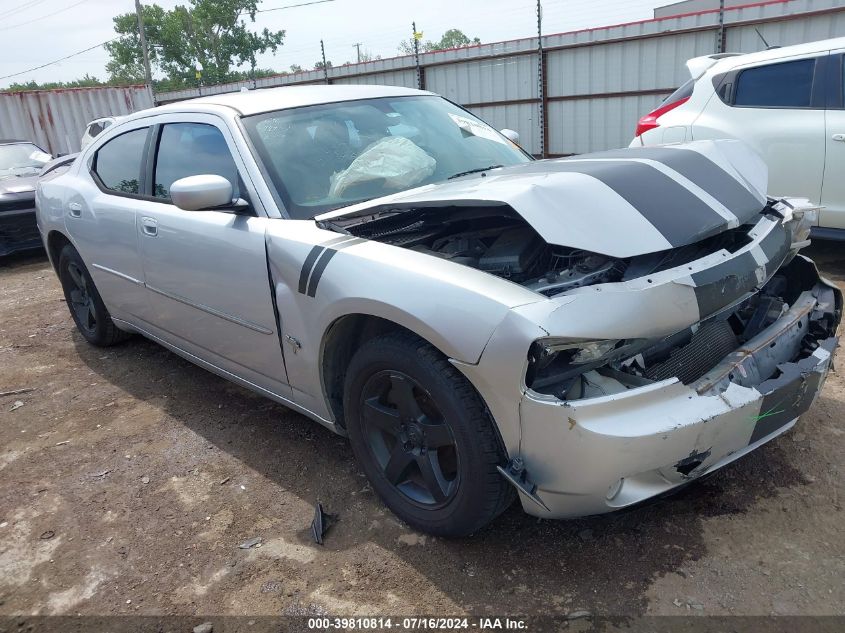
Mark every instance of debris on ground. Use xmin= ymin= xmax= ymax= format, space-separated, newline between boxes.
xmin=238 ymin=537 xmax=262 ymax=549
xmin=39 ymin=530 xmax=55 ymax=540
xmin=90 ymin=470 xmax=111 ymax=479
xmin=0 ymin=387 xmax=34 ymax=397
xmin=219 ymin=477 xmax=230 ymax=485
xmin=311 ymin=501 xmax=335 ymax=545
xmin=140 ymin=476 xmax=150 ymax=485
xmin=9 ymin=400 xmax=24 ymax=411
xmin=566 ymin=610 xmax=591 ymax=620
xmin=193 ymin=623 xmax=213 ymax=633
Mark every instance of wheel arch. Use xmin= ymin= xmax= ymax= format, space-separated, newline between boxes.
xmin=319 ymin=313 xmax=496 ymax=433
xmin=46 ymin=230 xmax=73 ymax=274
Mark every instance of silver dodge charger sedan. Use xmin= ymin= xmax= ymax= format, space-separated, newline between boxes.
xmin=36 ymin=85 xmax=841 ymax=537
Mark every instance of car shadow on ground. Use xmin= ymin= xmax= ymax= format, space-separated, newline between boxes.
xmin=74 ymin=330 xmax=815 ymax=615
xmin=0 ymin=249 xmax=47 ymax=269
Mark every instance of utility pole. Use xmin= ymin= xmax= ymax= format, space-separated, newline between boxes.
xmin=537 ymin=0 xmax=546 ymax=158
xmin=716 ymin=0 xmax=726 ymax=53
xmin=320 ymin=39 xmax=329 ymax=84
xmin=412 ymin=22 xmax=422 ymax=90
xmin=134 ymin=0 xmax=153 ymax=86
xmin=353 ymin=42 xmax=362 ymax=63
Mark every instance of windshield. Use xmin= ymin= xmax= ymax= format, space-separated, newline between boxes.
xmin=0 ymin=143 xmax=51 ymax=178
xmin=242 ymin=96 xmax=531 ymax=219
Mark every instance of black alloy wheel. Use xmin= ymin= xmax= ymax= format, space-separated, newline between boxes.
xmin=58 ymin=244 xmax=130 ymax=347
xmin=344 ymin=331 xmax=514 ymax=537
xmin=359 ymin=370 xmax=459 ymax=507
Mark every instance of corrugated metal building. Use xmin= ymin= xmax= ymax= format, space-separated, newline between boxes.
xmin=654 ymin=0 xmax=751 ymax=20
xmin=0 ymin=85 xmax=154 ymax=156
xmin=155 ymin=0 xmax=845 ymax=157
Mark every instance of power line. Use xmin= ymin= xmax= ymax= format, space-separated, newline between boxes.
xmin=0 ymin=38 xmax=116 ymax=82
xmin=0 ymin=0 xmax=50 ymax=20
xmin=257 ymin=0 xmax=336 ymax=12
xmin=0 ymin=0 xmax=91 ymax=32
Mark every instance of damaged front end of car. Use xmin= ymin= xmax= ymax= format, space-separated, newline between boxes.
xmin=319 ymin=140 xmax=841 ymax=518
xmin=499 ymin=200 xmax=841 ymax=517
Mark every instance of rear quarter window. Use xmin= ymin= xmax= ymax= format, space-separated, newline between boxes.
xmin=733 ymin=58 xmax=815 ymax=108
xmin=92 ymin=128 xmax=148 ymax=195
xmin=660 ymin=78 xmax=695 ymax=106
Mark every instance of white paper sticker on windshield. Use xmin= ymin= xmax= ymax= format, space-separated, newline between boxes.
xmin=448 ymin=113 xmax=506 ymax=144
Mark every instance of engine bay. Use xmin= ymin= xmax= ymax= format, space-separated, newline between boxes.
xmin=327 ymin=204 xmax=755 ymax=297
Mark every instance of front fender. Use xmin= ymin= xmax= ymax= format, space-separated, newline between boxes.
xmin=265 ymin=221 xmax=542 ymax=417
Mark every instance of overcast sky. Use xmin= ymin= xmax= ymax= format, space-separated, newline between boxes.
xmin=0 ymin=0 xmax=662 ymax=88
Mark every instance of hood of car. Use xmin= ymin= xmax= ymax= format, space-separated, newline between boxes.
xmin=318 ymin=139 xmax=768 ymax=258
xmin=0 ymin=174 xmax=37 ymax=198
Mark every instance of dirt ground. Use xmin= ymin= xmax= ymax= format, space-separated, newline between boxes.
xmin=1 ymin=243 xmax=844 ymax=620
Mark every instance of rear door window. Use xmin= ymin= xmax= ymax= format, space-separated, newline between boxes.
xmin=92 ymin=127 xmax=149 ymax=195
xmin=734 ymin=58 xmax=815 ymax=108
xmin=153 ymin=123 xmax=240 ymax=200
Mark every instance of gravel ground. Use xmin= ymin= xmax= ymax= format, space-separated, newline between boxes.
xmin=0 ymin=243 xmax=843 ymax=619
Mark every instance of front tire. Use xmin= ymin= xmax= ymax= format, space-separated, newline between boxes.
xmin=343 ymin=332 xmax=514 ymax=537
xmin=58 ymin=244 xmax=130 ymax=347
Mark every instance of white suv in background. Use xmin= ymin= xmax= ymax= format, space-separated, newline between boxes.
xmin=631 ymin=37 xmax=845 ymax=238
xmin=80 ymin=116 xmax=123 ymax=150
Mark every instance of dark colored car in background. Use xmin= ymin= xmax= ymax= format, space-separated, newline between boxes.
xmin=0 ymin=139 xmax=52 ymax=256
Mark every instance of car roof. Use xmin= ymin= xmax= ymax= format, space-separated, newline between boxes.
xmin=0 ymin=139 xmax=32 ymax=145
xmin=711 ymin=36 xmax=845 ymax=72
xmin=154 ymin=84 xmax=433 ymax=117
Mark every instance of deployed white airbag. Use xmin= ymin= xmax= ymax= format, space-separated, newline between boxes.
xmin=329 ymin=136 xmax=436 ymax=197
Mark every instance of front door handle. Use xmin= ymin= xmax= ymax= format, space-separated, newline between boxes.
xmin=68 ymin=202 xmax=82 ymax=218
xmin=140 ymin=216 xmax=158 ymax=237
xmin=832 ymin=133 xmax=845 ymax=142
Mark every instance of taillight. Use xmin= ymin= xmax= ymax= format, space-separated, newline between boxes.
xmin=634 ymin=96 xmax=690 ymax=138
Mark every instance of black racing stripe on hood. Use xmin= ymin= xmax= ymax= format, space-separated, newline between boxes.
xmin=589 ymin=147 xmax=764 ymax=223
xmin=690 ymin=225 xmax=790 ymax=318
xmin=758 ymin=220 xmax=791 ymax=263
xmin=540 ymin=160 xmax=730 ymax=246
xmin=691 ymin=251 xmax=760 ymax=318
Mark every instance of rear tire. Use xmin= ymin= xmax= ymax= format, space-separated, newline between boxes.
xmin=343 ymin=331 xmax=514 ymax=537
xmin=58 ymin=244 xmax=130 ymax=347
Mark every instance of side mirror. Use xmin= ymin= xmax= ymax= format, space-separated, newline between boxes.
xmin=170 ymin=174 xmax=234 ymax=211
xmin=500 ymin=128 xmax=520 ymax=145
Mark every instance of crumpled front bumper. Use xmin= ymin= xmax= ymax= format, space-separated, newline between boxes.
xmin=516 ymin=261 xmax=840 ymax=518
xmin=0 ymin=196 xmax=41 ymax=256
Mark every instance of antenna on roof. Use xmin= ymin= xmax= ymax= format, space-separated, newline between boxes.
xmin=754 ymin=28 xmax=771 ymax=49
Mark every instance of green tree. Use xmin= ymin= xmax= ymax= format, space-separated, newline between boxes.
xmin=398 ymin=28 xmax=480 ymax=55
xmin=4 ymin=74 xmax=112 ymax=92
xmin=314 ymin=60 xmax=332 ymax=70
xmin=105 ymin=0 xmax=285 ymax=88
xmin=289 ymin=63 xmax=303 ymax=73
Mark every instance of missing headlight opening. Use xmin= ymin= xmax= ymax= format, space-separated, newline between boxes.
xmin=527 ymin=256 xmax=840 ymax=401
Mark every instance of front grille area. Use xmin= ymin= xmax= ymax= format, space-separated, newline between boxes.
xmin=0 ymin=199 xmax=35 ymax=212
xmin=0 ymin=209 xmax=39 ymax=247
xmin=644 ymin=320 xmax=739 ymax=385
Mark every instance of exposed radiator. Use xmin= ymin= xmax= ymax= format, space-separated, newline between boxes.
xmin=645 ymin=320 xmax=739 ymax=385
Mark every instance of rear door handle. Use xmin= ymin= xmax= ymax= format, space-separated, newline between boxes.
xmin=832 ymin=133 xmax=845 ymax=142
xmin=68 ymin=202 xmax=82 ymax=218
xmin=140 ymin=216 xmax=158 ymax=237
